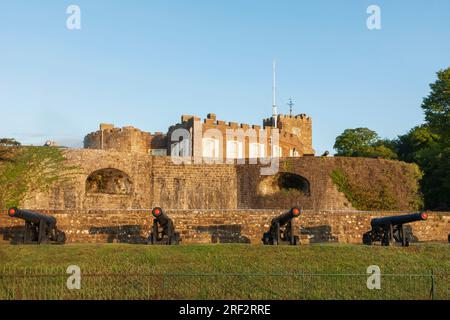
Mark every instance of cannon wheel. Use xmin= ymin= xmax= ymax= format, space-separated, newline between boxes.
xmin=362 ymin=232 xmax=373 ymax=245
xmin=381 ymin=235 xmax=390 ymax=246
xmin=274 ymin=224 xmax=280 ymax=245
xmin=262 ymin=233 xmax=270 ymax=245
xmin=56 ymin=231 xmax=66 ymax=245
xmin=174 ymin=232 xmax=180 ymax=245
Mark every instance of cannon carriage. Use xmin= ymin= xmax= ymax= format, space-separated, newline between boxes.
xmin=362 ymin=212 xmax=428 ymax=247
xmin=7 ymin=208 xmax=66 ymax=244
xmin=147 ymin=207 xmax=180 ymax=245
xmin=262 ymin=207 xmax=302 ymax=245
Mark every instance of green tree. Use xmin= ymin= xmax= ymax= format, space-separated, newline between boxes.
xmin=0 ymin=142 xmax=77 ymax=208
xmin=0 ymin=138 xmax=21 ymax=161
xmin=394 ymin=68 xmax=450 ymax=209
xmin=0 ymin=138 xmax=21 ymax=146
xmin=395 ymin=125 xmax=440 ymax=163
xmin=363 ymin=145 xmax=398 ymax=160
xmin=422 ymin=68 xmax=450 ymax=140
xmin=334 ymin=128 xmax=398 ymax=159
xmin=333 ymin=128 xmax=379 ymax=156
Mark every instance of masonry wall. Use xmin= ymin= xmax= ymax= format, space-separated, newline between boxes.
xmin=1 ymin=209 xmax=448 ymax=245
xmin=237 ymin=157 xmax=420 ymax=211
xmin=263 ymin=114 xmax=314 ymax=156
xmin=22 ymin=149 xmax=153 ymax=210
xmin=150 ymin=157 xmax=238 ymax=209
xmin=22 ymin=150 xmax=239 ymax=211
xmin=21 ymin=150 xmax=422 ymax=212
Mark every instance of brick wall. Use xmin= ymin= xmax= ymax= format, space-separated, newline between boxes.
xmin=84 ymin=125 xmax=153 ymax=154
xmin=21 ymin=150 xmax=422 ymax=212
xmin=1 ymin=209 xmax=448 ymax=245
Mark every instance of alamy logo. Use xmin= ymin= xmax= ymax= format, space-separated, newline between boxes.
xmin=66 ymin=5 xmax=82 ymax=30
xmin=366 ymin=265 xmax=381 ymax=290
xmin=170 ymin=119 xmax=280 ymax=175
xmin=66 ymin=265 xmax=81 ymax=290
xmin=367 ymin=5 xmax=382 ymax=30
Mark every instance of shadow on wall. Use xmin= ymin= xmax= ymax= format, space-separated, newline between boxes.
xmin=196 ymin=225 xmax=251 ymax=244
xmin=0 ymin=227 xmax=25 ymax=244
xmin=300 ymin=225 xmax=339 ymax=243
xmin=89 ymin=225 xmax=147 ymax=244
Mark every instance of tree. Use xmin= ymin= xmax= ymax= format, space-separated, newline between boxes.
xmin=395 ymin=125 xmax=440 ymax=163
xmin=0 ymin=138 xmax=21 ymax=162
xmin=363 ymin=145 xmax=398 ymax=160
xmin=0 ymin=138 xmax=20 ymax=146
xmin=333 ymin=128 xmax=398 ymax=159
xmin=422 ymin=68 xmax=450 ymax=140
xmin=0 ymin=141 xmax=77 ymax=208
xmin=394 ymin=68 xmax=450 ymax=210
xmin=334 ymin=128 xmax=379 ymax=157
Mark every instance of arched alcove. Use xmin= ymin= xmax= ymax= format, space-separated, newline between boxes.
xmin=86 ymin=168 xmax=133 ymax=195
xmin=258 ymin=172 xmax=311 ymax=196
xmin=277 ymin=173 xmax=310 ymax=196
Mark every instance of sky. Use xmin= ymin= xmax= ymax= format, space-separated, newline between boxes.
xmin=0 ymin=0 xmax=449 ymax=154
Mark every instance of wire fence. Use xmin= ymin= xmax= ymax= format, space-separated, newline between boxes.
xmin=0 ymin=267 xmax=448 ymax=300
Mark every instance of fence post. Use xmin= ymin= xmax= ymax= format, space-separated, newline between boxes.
xmin=162 ymin=273 xmax=166 ymax=299
xmin=430 ymin=269 xmax=435 ymax=300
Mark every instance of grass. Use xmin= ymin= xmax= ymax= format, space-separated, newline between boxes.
xmin=0 ymin=243 xmax=449 ymax=300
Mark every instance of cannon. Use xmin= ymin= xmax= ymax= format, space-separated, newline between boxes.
xmin=7 ymin=207 xmax=66 ymax=244
xmin=362 ymin=212 xmax=428 ymax=247
xmin=262 ymin=207 xmax=302 ymax=245
xmin=147 ymin=207 xmax=180 ymax=245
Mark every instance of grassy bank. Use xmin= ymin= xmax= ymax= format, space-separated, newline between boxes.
xmin=0 ymin=243 xmax=448 ymax=300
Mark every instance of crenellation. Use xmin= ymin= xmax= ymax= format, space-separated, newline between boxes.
xmin=85 ymin=111 xmax=315 ymax=159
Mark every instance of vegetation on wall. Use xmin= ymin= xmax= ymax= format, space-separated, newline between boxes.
xmin=330 ymin=164 xmax=423 ymax=211
xmin=0 ymin=139 xmax=77 ymax=208
xmin=333 ymin=68 xmax=450 ymax=210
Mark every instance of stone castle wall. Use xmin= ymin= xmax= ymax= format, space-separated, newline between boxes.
xmin=21 ymin=150 xmax=422 ymax=212
xmin=263 ymin=114 xmax=314 ymax=156
xmin=83 ymin=124 xmax=167 ymax=154
xmin=1 ymin=209 xmax=448 ymax=245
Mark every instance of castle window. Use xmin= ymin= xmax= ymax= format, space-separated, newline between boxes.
xmin=171 ymin=138 xmax=190 ymax=157
xmin=290 ymin=148 xmax=299 ymax=157
xmin=249 ymin=143 xmax=265 ymax=158
xmin=272 ymin=145 xmax=282 ymax=158
xmin=86 ymin=168 xmax=133 ymax=195
xmin=202 ymin=138 xmax=220 ymax=159
xmin=226 ymin=140 xmax=243 ymax=159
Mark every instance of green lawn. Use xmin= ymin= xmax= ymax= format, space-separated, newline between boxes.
xmin=0 ymin=243 xmax=449 ymax=300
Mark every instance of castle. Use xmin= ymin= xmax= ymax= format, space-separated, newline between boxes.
xmin=83 ymin=112 xmax=314 ymax=159
xmin=15 ymin=110 xmax=424 ymax=213
xmin=2 ymin=110 xmax=446 ymax=245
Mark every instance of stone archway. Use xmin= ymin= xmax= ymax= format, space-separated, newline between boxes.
xmin=86 ymin=168 xmax=133 ymax=195
xmin=258 ymin=172 xmax=311 ymax=196
xmin=256 ymin=172 xmax=312 ymax=209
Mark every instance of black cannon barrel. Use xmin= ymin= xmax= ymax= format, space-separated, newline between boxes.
xmin=8 ymin=207 xmax=57 ymax=226
xmin=271 ymin=207 xmax=302 ymax=226
xmin=371 ymin=212 xmax=428 ymax=227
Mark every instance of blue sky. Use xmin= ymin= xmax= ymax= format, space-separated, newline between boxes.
xmin=0 ymin=0 xmax=449 ymax=154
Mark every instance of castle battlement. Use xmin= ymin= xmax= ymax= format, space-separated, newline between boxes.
xmin=85 ymin=110 xmax=314 ymax=157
